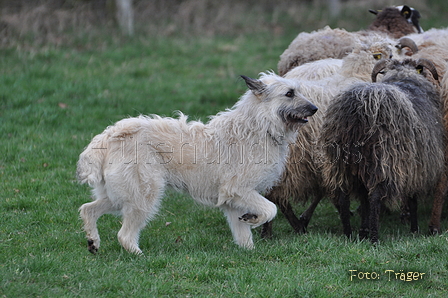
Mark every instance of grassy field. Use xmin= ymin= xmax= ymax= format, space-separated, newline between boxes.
xmin=1 ymin=1 xmax=448 ymax=297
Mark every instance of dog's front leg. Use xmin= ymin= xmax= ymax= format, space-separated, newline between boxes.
xmin=236 ymin=190 xmax=277 ymax=228
xmin=218 ymin=189 xmax=277 ymax=248
xmin=220 ymin=205 xmax=254 ymax=249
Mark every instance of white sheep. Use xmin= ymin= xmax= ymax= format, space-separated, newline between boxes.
xmin=283 ymin=58 xmax=343 ymax=81
xmin=285 ymin=34 xmax=395 ymax=82
xmin=397 ymin=29 xmax=448 ymax=80
xmin=278 ymin=5 xmax=423 ymax=76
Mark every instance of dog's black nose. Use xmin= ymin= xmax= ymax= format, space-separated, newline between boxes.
xmin=309 ymin=104 xmax=318 ymax=115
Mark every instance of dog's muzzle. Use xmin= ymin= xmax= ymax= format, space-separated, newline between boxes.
xmin=280 ymin=104 xmax=318 ymax=125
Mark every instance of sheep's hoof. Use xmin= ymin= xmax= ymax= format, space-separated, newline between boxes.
xmin=87 ymin=239 xmax=98 ymax=254
xmin=290 ymin=221 xmax=306 ymax=234
xmin=260 ymin=221 xmax=273 ymax=239
xmin=296 ymin=215 xmax=310 ymax=233
xmin=400 ymin=212 xmax=410 ymax=224
xmin=239 ymin=213 xmax=258 ymax=224
xmin=429 ymin=226 xmax=440 ymax=235
xmin=359 ymin=228 xmax=369 ymax=240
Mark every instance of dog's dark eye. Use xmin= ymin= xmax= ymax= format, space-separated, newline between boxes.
xmin=285 ymin=90 xmax=294 ymax=98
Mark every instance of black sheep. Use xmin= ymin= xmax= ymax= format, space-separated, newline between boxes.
xmin=320 ymin=59 xmax=444 ymax=243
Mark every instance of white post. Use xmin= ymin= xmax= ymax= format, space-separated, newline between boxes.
xmin=115 ymin=0 xmax=134 ymax=35
xmin=327 ymin=0 xmax=341 ymax=17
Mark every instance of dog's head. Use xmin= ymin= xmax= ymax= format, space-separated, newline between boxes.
xmin=241 ymin=73 xmax=318 ymax=131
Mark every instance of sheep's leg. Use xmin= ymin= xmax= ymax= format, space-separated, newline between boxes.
xmin=79 ymin=196 xmax=119 ymax=254
xmin=336 ymin=188 xmax=352 ymax=239
xmin=400 ymin=198 xmax=410 ymax=224
xmin=368 ymin=185 xmax=384 ymax=244
xmin=284 ymin=202 xmax=307 ymax=234
xmin=260 ymin=193 xmax=278 ymax=239
xmin=260 ymin=221 xmax=273 ymax=239
xmin=408 ymin=195 xmax=419 ymax=233
xmin=221 ymin=206 xmax=254 ymax=249
xmin=261 ymin=195 xmax=323 ymax=238
xmin=279 ymin=201 xmax=308 ymax=234
xmin=264 ymin=195 xmax=325 ymax=237
xmin=358 ymin=186 xmax=370 ymax=240
xmin=429 ymin=173 xmax=447 ymax=234
xmin=298 ymin=196 xmax=323 ymax=231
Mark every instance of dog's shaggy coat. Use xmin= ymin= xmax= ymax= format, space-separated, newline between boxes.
xmin=77 ymin=72 xmax=317 ymax=254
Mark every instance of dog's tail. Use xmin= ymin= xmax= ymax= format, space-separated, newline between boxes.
xmin=77 ymin=117 xmax=148 ymax=186
xmin=76 ymin=131 xmax=110 ymax=187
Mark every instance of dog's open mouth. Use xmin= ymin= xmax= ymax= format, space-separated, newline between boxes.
xmin=279 ymin=105 xmax=318 ymax=126
xmin=286 ymin=113 xmax=309 ymax=124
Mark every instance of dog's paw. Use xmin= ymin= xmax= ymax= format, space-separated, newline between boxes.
xmin=239 ymin=213 xmax=259 ymax=224
xmin=87 ymin=239 xmax=98 ymax=254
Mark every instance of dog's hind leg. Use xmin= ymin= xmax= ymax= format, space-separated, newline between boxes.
xmin=79 ymin=185 xmax=119 ymax=254
xmin=117 ymin=180 xmax=164 ymax=254
xmin=117 ymin=207 xmax=151 ymax=254
xmin=221 ymin=206 xmax=254 ymax=249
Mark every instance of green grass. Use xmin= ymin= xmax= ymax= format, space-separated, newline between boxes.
xmin=1 ymin=13 xmax=448 ymax=298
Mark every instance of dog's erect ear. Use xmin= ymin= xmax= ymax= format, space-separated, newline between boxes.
xmin=241 ymin=75 xmax=267 ymax=96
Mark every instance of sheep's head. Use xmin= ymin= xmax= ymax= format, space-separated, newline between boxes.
xmin=371 ymin=58 xmax=439 ymax=83
xmin=395 ymin=37 xmax=419 ymax=56
xmin=368 ymin=5 xmax=423 ymax=38
xmin=395 ymin=5 xmax=423 ymax=33
xmin=341 ymin=38 xmax=394 ymax=80
xmin=363 ymin=41 xmax=394 ymax=61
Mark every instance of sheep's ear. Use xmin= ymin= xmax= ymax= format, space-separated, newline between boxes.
xmin=352 ymin=46 xmax=361 ymax=54
xmin=241 ymin=75 xmax=266 ymax=96
xmin=400 ymin=5 xmax=412 ymax=19
xmin=368 ymin=9 xmax=378 ymax=15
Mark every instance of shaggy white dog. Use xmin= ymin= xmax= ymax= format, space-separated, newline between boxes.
xmin=77 ymin=72 xmax=317 ymax=254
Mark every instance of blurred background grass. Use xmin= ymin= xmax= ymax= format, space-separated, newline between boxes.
xmin=1 ymin=0 xmax=447 ymax=49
